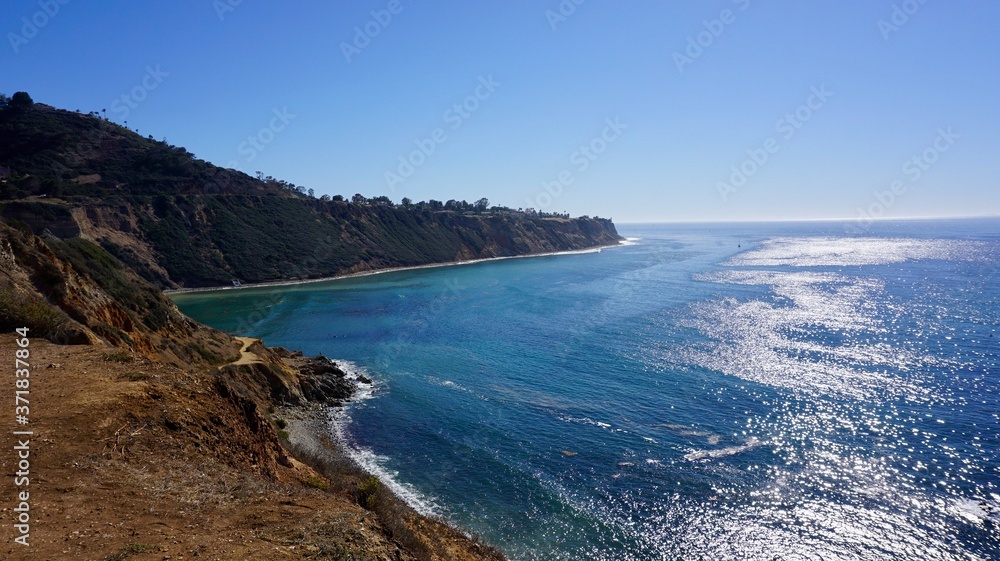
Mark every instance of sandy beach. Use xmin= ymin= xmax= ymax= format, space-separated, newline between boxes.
xmin=165 ymin=243 xmax=623 ymax=296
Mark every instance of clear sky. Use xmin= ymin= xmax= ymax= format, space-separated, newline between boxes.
xmin=3 ymin=0 xmax=999 ymax=222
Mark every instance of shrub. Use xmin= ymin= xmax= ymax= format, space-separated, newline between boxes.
xmin=358 ymin=476 xmax=380 ymax=511
xmin=104 ymin=351 xmax=134 ymax=363
xmin=0 ymin=287 xmax=66 ymax=337
xmin=303 ymin=475 xmax=330 ymax=491
xmin=187 ymin=342 xmax=222 ymax=364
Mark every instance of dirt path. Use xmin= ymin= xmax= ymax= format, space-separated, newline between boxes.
xmin=232 ymin=336 xmax=262 ymax=365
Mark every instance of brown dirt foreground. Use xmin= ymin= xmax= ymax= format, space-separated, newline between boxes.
xmin=0 ymin=336 xmax=505 ymax=561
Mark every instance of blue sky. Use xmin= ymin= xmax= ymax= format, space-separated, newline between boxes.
xmin=3 ymin=0 xmax=999 ymax=222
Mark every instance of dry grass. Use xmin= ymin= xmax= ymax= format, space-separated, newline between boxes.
xmin=104 ymin=350 xmax=134 ymax=363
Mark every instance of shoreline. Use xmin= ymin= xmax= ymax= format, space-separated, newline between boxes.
xmin=277 ymin=394 xmax=505 ymax=560
xmin=161 ymin=240 xmax=627 ymax=557
xmin=165 ymin=241 xmax=625 ymax=296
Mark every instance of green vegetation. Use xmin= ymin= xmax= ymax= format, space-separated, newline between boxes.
xmin=303 ymin=475 xmax=331 ymax=491
xmin=44 ymin=237 xmax=173 ymax=330
xmin=104 ymin=351 xmax=134 ymax=363
xmin=358 ymin=476 xmax=380 ymax=511
xmin=274 ymin=418 xmax=287 ymax=429
xmin=0 ymin=288 xmax=66 ymax=336
xmin=187 ymin=342 xmax=222 ymax=364
xmin=0 ymin=95 xmax=621 ymax=289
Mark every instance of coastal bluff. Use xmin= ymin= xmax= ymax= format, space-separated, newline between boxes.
xmin=1 ymin=103 xmax=621 ymax=290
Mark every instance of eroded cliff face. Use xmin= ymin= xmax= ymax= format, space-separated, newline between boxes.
xmin=4 ymin=198 xmax=620 ymax=289
xmin=0 ymin=220 xmax=232 ymax=361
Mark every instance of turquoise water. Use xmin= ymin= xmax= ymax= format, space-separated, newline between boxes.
xmin=174 ymin=219 xmax=1000 ymax=560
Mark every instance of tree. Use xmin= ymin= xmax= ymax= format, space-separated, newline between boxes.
xmin=428 ymin=199 xmax=443 ymax=211
xmin=401 ymin=197 xmax=412 ymax=208
xmin=352 ymin=193 xmax=367 ymax=205
xmin=320 ymin=194 xmax=331 ymax=201
xmin=8 ymin=91 xmax=33 ymax=112
xmin=474 ymin=198 xmax=489 ymax=213
xmin=307 ymin=188 xmax=315 ymax=198
xmin=332 ymin=194 xmax=344 ymax=202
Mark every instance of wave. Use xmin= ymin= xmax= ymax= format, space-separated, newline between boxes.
xmin=559 ymin=415 xmax=628 ymax=434
xmin=683 ymin=437 xmax=764 ymax=461
xmin=325 ymin=361 xmax=442 ymax=517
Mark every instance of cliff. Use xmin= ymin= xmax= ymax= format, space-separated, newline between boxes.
xmin=0 ymin=220 xmax=503 ymax=561
xmin=0 ymin=103 xmax=621 ymax=289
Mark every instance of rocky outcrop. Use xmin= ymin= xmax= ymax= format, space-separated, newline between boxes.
xmin=217 ymin=349 xmax=355 ymax=409
xmin=298 ymin=356 xmax=355 ymax=404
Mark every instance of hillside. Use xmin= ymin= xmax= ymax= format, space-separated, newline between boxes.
xmin=0 ymin=218 xmax=503 ymax=559
xmin=0 ymin=100 xmax=621 ymax=288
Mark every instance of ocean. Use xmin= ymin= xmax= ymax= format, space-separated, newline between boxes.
xmin=173 ymin=218 xmax=1000 ymax=560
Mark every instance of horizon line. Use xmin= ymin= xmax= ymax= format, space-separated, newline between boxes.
xmin=616 ymin=214 xmax=1000 ymax=225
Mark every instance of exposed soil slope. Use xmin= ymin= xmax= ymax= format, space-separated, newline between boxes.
xmin=0 ymin=221 xmax=504 ymax=560
xmin=0 ymin=337 xmax=503 ymax=561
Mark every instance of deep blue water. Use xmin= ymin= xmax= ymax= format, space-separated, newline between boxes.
xmin=174 ymin=219 xmax=1000 ymax=560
